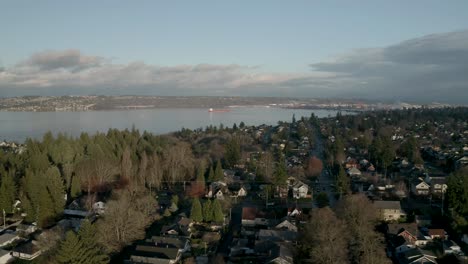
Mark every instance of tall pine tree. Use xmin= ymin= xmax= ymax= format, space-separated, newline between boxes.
xmin=190 ymin=198 xmax=203 ymax=222
xmin=202 ymin=199 xmax=213 ymax=222
xmin=207 ymin=165 xmax=215 ymax=182
xmin=214 ymin=160 xmax=224 ymax=181
xmin=212 ymin=199 xmax=224 ymax=223
xmin=78 ymin=220 xmax=109 ymax=264
xmin=0 ymin=171 xmax=16 ymax=213
xmin=56 ymin=231 xmax=85 ymax=264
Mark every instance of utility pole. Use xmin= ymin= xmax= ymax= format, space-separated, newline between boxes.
xmin=3 ymin=209 xmax=5 ymax=230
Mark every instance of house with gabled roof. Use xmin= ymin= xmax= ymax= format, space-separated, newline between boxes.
xmin=347 ymin=167 xmax=362 ymax=177
xmin=374 ymin=200 xmax=406 ymax=222
xmin=411 ymin=177 xmax=430 ymax=196
xmin=399 ymin=248 xmax=437 ymax=264
xmin=429 ymin=177 xmax=447 ymax=195
xmin=291 ymin=181 xmax=309 ymax=199
xmin=10 ymin=240 xmax=43 ymax=261
xmin=275 ymin=220 xmax=298 ymax=232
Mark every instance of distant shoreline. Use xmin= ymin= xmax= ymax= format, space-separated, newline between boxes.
xmin=0 ymin=95 xmax=455 ymax=112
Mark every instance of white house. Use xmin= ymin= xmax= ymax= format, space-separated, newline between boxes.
xmin=275 ymin=220 xmax=298 ymax=232
xmin=292 ymin=181 xmax=308 ymax=199
xmin=374 ymin=201 xmax=406 ymax=222
xmin=215 ymin=190 xmax=224 ymax=200
xmin=92 ymin=201 xmax=106 ymax=215
xmin=347 ymin=167 xmax=362 ymax=177
xmin=411 ymin=178 xmax=430 ymax=196
xmin=443 ymin=240 xmax=462 ymax=255
xmin=429 ymin=177 xmax=447 ymax=195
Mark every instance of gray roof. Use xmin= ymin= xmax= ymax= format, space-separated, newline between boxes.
xmin=374 ymin=200 xmax=401 ymax=210
xmin=0 ymin=248 xmax=10 ymax=257
xmin=258 ymin=229 xmax=297 ymax=242
xmin=0 ymin=233 xmax=19 ymax=245
xmin=133 ymin=245 xmax=179 ymax=260
xmin=147 ymin=236 xmax=187 ymax=249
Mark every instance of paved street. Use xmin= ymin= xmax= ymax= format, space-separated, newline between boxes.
xmin=309 ymin=125 xmax=337 ymax=207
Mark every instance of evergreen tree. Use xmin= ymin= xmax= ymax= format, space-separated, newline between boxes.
xmin=196 ymin=163 xmax=206 ymax=185
xmin=336 ymin=166 xmax=349 ymax=198
xmin=447 ymin=168 xmax=468 ymax=215
xmin=78 ymin=220 xmax=109 ymax=264
xmin=273 ymin=156 xmax=288 ymax=187
xmin=70 ymin=175 xmax=81 ymax=199
xmin=37 ymin=187 xmax=55 ymax=227
xmin=45 ymin=166 xmax=66 ymax=215
xmin=163 ymin=208 xmax=172 ymax=217
xmin=0 ymin=172 xmax=16 ymax=213
xmin=212 ymin=199 xmax=224 ymax=223
xmin=225 ymin=139 xmax=241 ymax=168
xmin=202 ymin=199 xmax=213 ymax=222
xmin=208 ymin=165 xmax=215 ymax=182
xmin=190 ymin=198 xmax=203 ymax=222
xmin=56 ymin=231 xmax=84 ymax=264
xmin=214 ymin=160 xmax=224 ymax=181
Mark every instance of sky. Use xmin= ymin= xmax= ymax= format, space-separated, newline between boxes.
xmin=1 ymin=1 xmax=468 ymax=103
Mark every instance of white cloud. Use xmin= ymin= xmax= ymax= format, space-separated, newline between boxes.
xmin=1 ymin=30 xmax=468 ymax=103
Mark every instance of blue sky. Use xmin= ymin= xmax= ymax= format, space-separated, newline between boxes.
xmin=2 ymin=1 xmax=468 ymax=71
xmin=1 ymin=1 xmax=468 ymax=103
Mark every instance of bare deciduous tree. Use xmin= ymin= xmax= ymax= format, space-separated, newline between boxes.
xmin=336 ymin=194 xmax=390 ymax=264
xmin=146 ymin=154 xmax=163 ymax=193
xmin=302 ymin=207 xmax=349 ymax=264
xmin=162 ymin=142 xmax=194 ymax=185
xmin=96 ymin=190 xmax=153 ymax=253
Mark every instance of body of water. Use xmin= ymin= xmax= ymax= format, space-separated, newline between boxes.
xmin=0 ymin=107 xmax=340 ymax=142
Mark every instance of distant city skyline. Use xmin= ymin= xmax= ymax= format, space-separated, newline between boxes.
xmin=1 ymin=1 xmax=468 ymax=103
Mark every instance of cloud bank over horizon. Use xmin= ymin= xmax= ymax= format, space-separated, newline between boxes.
xmin=1 ymin=30 xmax=467 ymax=104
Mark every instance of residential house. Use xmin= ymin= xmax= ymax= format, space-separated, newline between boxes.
xmin=387 ymin=223 xmax=418 ymax=244
xmin=428 ymin=229 xmax=446 ymax=240
xmin=429 ymin=177 xmax=447 ymax=195
xmin=275 ymin=185 xmax=289 ymax=199
xmin=0 ymin=233 xmax=20 ymax=248
xmin=291 ymin=181 xmax=309 ymax=199
xmin=255 ymin=241 xmax=294 ymax=264
xmin=456 ymin=156 xmax=468 ymax=170
xmin=229 ymin=185 xmax=248 ymax=198
xmin=10 ymin=240 xmax=43 ymax=261
xmin=411 ymin=178 xmax=430 ymax=196
xmin=126 ymin=236 xmax=190 ymax=264
xmin=415 ymin=215 xmax=432 ymax=227
xmin=160 ymin=224 xmax=180 ymax=236
xmin=92 ymin=201 xmax=106 ymax=215
xmin=399 ymin=248 xmax=437 ymax=264
xmin=266 ymin=243 xmax=294 ymax=264
xmin=275 ymin=220 xmax=298 ymax=232
xmin=214 ymin=190 xmax=224 ymax=200
xmin=177 ymin=216 xmax=193 ymax=236
xmin=0 ymin=248 xmax=13 ymax=264
xmin=347 ymin=167 xmax=362 ymax=177
xmin=205 ymin=183 xmax=227 ymax=200
xmin=258 ymin=230 xmax=297 ymax=242
xmin=374 ymin=201 xmax=406 ymax=221
xmin=242 ymin=207 xmax=257 ymax=227
xmin=345 ymin=158 xmax=358 ymax=169
xmin=241 ymin=207 xmax=269 ymax=227
xmin=16 ymin=224 xmax=38 ymax=235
